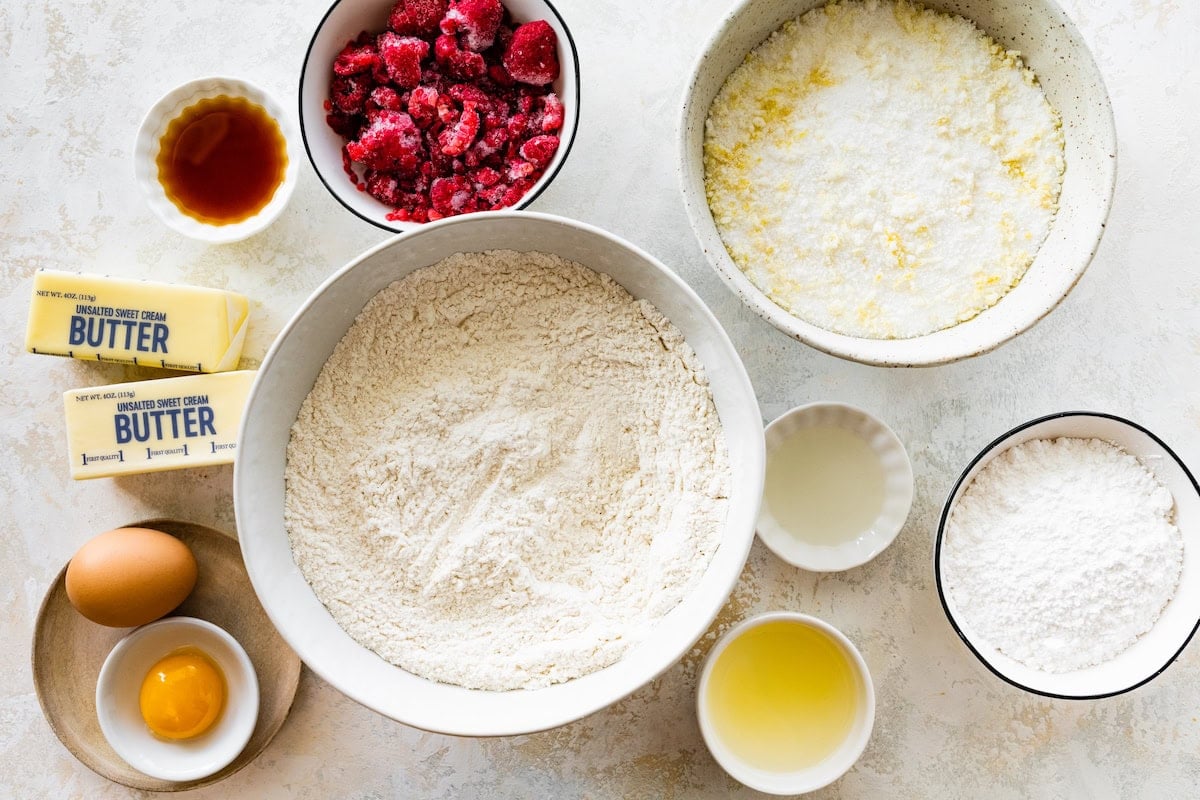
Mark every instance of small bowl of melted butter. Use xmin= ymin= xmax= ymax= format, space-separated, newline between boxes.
xmin=758 ymin=402 xmax=913 ymax=572
xmin=135 ymin=76 xmax=299 ymax=243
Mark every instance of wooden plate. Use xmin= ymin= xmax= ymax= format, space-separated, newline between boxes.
xmin=32 ymin=519 xmax=302 ymax=791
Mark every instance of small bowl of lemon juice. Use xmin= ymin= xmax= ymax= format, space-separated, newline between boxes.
xmin=758 ymin=402 xmax=913 ymax=571
xmin=697 ymin=612 xmax=875 ymax=794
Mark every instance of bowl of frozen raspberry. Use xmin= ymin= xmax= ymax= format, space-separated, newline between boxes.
xmin=300 ymin=0 xmax=579 ymax=231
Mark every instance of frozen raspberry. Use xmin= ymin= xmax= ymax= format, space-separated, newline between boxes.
xmin=488 ymin=62 xmax=515 ymax=87
xmin=471 ymin=166 xmax=501 ymax=187
xmin=506 ymin=158 xmax=534 ymax=181
xmin=439 ymin=101 xmax=481 ymax=156
xmin=540 ymin=93 xmax=564 ymax=132
xmin=365 ymin=170 xmax=403 ymax=206
xmin=505 ymin=112 xmax=528 ymax=138
xmin=388 ymin=0 xmax=446 ymax=37
xmin=346 ymin=110 xmax=425 ymax=174
xmin=449 ymin=82 xmax=493 ymax=108
xmin=434 ymin=33 xmax=486 ymax=80
xmin=502 ymin=21 xmax=558 ymax=85
xmin=499 ymin=177 xmax=534 ymax=207
xmin=435 ymin=92 xmax=458 ymax=125
xmin=377 ymin=32 xmax=429 ymax=88
xmin=478 ymin=183 xmax=507 ymax=206
xmin=407 ymin=85 xmax=440 ymax=128
xmin=326 ymin=111 xmax=362 ymax=138
xmin=440 ymin=0 xmax=503 ymax=52
xmin=370 ymin=86 xmax=403 ymax=111
xmin=430 ymin=175 xmax=477 ymax=216
xmin=519 ymin=134 xmax=558 ymax=168
xmin=330 ymin=74 xmax=371 ymax=114
xmin=333 ymin=41 xmax=380 ymax=76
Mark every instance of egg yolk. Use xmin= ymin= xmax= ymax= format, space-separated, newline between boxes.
xmin=138 ymin=648 xmax=226 ymax=740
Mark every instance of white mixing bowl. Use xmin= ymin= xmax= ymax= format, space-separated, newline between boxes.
xmin=679 ymin=0 xmax=1117 ymax=366
xmin=234 ymin=211 xmax=764 ymax=735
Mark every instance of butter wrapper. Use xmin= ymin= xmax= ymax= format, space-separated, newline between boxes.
xmin=63 ymin=371 xmax=256 ymax=480
xmin=26 ymin=270 xmax=250 ymax=372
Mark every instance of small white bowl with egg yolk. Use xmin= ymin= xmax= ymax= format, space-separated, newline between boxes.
xmin=95 ymin=616 xmax=259 ymax=782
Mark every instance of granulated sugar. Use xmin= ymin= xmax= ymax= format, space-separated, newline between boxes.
xmin=704 ymin=0 xmax=1065 ymax=338
xmin=284 ymin=250 xmax=730 ymax=691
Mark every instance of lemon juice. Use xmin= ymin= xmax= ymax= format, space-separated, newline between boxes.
xmin=764 ymin=426 xmax=885 ymax=546
xmin=705 ymin=619 xmax=860 ymax=772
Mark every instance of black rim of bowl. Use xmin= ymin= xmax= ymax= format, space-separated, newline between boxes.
xmin=933 ymin=410 xmax=1200 ymax=700
xmin=298 ymin=0 xmax=582 ymax=233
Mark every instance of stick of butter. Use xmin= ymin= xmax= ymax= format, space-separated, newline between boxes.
xmin=26 ymin=270 xmax=250 ymax=372
xmin=63 ymin=371 xmax=256 ymax=480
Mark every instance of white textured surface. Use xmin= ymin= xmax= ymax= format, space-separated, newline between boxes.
xmin=2 ymin=0 xmax=1199 ymax=797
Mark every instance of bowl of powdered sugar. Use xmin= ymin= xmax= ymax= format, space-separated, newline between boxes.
xmin=936 ymin=412 xmax=1200 ymax=698
xmin=233 ymin=211 xmax=764 ymax=735
xmin=680 ymin=0 xmax=1116 ymax=365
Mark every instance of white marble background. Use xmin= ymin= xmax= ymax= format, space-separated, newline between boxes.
xmin=2 ymin=0 xmax=1199 ymax=797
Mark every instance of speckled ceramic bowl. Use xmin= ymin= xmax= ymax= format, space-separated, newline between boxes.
xmin=299 ymin=0 xmax=580 ymax=233
xmin=679 ymin=0 xmax=1117 ymax=366
xmin=935 ymin=412 xmax=1200 ymax=698
xmin=134 ymin=76 xmax=300 ymax=244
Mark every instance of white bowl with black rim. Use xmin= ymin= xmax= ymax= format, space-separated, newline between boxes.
xmin=679 ymin=0 xmax=1117 ymax=366
xmin=299 ymin=0 xmax=580 ymax=233
xmin=934 ymin=412 xmax=1200 ymax=698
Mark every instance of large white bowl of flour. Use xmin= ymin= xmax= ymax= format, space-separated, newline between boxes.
xmin=679 ymin=0 xmax=1116 ymax=366
xmin=234 ymin=212 xmax=764 ymax=735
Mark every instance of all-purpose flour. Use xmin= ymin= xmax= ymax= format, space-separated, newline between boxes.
xmin=284 ymin=251 xmax=730 ymax=691
xmin=704 ymin=0 xmax=1065 ymax=338
xmin=942 ymin=438 xmax=1183 ymax=672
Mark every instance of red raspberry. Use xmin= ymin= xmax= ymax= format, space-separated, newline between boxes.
xmin=506 ymin=158 xmax=534 ymax=181
xmin=330 ymin=74 xmax=371 ymax=114
xmin=449 ymin=82 xmax=493 ymax=108
xmin=488 ymin=63 xmax=515 ymax=87
xmin=346 ymin=110 xmax=425 ymax=175
xmin=365 ymin=170 xmax=403 ymax=206
xmin=435 ymin=92 xmax=457 ymax=125
xmin=326 ymin=111 xmax=363 ymax=138
xmin=502 ymin=21 xmax=559 ymax=85
xmin=440 ymin=0 xmax=503 ymax=52
xmin=388 ymin=0 xmax=446 ymax=37
xmin=430 ymin=175 xmax=478 ymax=216
xmin=407 ymin=85 xmax=440 ymax=128
xmin=434 ymin=33 xmax=485 ymax=80
xmin=333 ymin=41 xmax=379 ymax=76
xmin=478 ymin=186 xmax=504 ymax=206
xmin=519 ymin=134 xmax=558 ymax=168
xmin=471 ymin=166 xmax=501 ymax=187
xmin=499 ymin=177 xmax=534 ymax=207
xmin=505 ymin=112 xmax=528 ymax=138
xmin=377 ymin=33 xmax=429 ymax=88
xmin=370 ymin=86 xmax=403 ymax=111
xmin=540 ymin=93 xmax=564 ymax=132
xmin=438 ymin=101 xmax=481 ymax=156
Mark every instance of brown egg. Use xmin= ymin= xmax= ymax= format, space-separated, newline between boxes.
xmin=65 ymin=527 xmax=198 ymax=627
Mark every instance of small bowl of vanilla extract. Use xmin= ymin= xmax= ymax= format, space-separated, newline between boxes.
xmin=135 ymin=76 xmax=299 ymax=243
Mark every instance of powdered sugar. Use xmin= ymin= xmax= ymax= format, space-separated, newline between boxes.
xmin=284 ymin=250 xmax=730 ymax=691
xmin=942 ymin=438 xmax=1183 ymax=673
